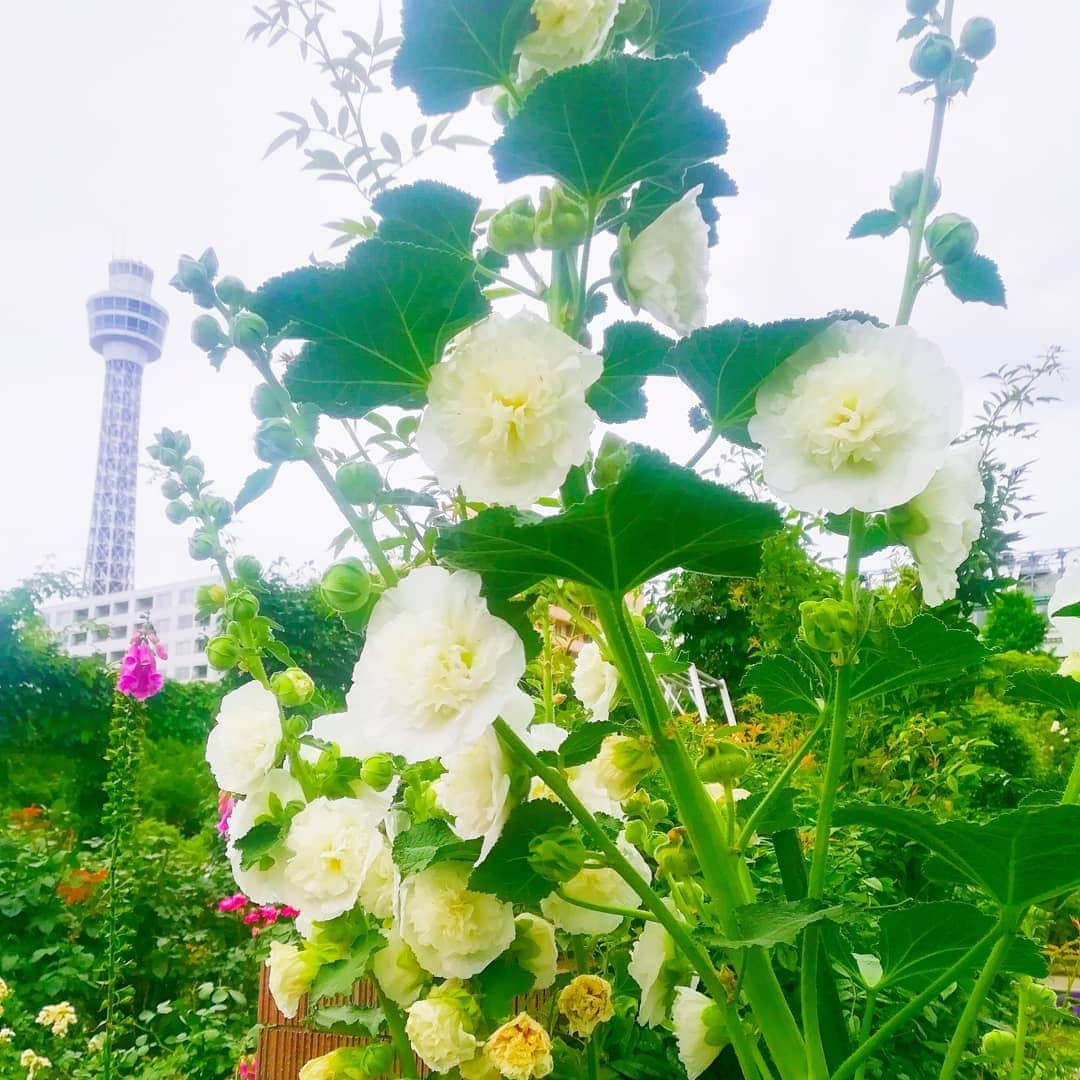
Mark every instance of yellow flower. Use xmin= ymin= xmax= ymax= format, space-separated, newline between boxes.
xmin=557 ymin=974 xmax=615 ymax=1037
xmin=485 ymin=1013 xmax=554 ymax=1079
xmin=35 ymin=1001 xmax=77 ymax=1037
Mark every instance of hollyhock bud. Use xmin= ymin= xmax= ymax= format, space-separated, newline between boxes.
xmin=906 ymin=0 xmax=937 ymax=14
xmin=202 ymin=494 xmax=233 ymax=527
xmin=250 ymin=383 xmax=284 ymax=420
xmin=654 ymin=828 xmax=700 ymax=878
xmin=255 ymin=418 xmax=302 ymax=464
xmin=534 ymin=185 xmax=589 ymax=250
xmin=959 ymin=16 xmax=996 ymax=60
xmin=232 ymin=312 xmax=270 ymax=350
xmin=558 ymin=975 xmax=615 ymax=1037
xmin=188 ymin=528 xmax=215 ymax=561
xmin=320 ymin=558 xmax=372 ymax=613
xmin=488 ymin=196 xmax=539 ymax=256
xmin=799 ymin=599 xmax=859 ymax=654
xmin=926 ymin=213 xmax=978 ymax=265
xmin=216 ymin=275 xmax=247 ymax=306
xmin=191 ymin=314 xmax=227 ymax=351
xmin=910 ymin=33 xmax=955 ymax=79
xmin=161 ymin=478 xmax=183 ymax=499
xmin=529 ymin=827 xmax=588 ymax=884
xmin=226 ymin=591 xmax=260 ymax=623
xmin=360 ymin=753 xmax=396 ymax=792
xmin=197 ymin=583 xmax=226 ymax=610
xmin=980 ymin=1029 xmax=1015 ymax=1064
xmin=234 ymin=555 xmax=263 ymax=584
xmin=180 ymin=458 xmax=205 ymax=488
xmin=175 ymin=254 xmax=211 ymax=293
xmin=890 ymin=170 xmax=942 ymax=220
xmin=206 ymin=637 xmax=240 ymax=671
xmin=270 ymin=668 xmax=315 ymax=707
xmin=696 ymin=739 xmax=752 ymax=784
xmin=165 ymin=499 xmax=190 ymax=524
xmin=336 ymin=462 xmax=382 ymax=504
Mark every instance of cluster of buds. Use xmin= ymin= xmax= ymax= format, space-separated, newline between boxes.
xmin=905 ymin=1 xmax=996 ymax=87
xmin=117 ymin=621 xmax=167 ymax=701
xmin=798 ymin=598 xmax=860 ymax=662
xmin=216 ymin=893 xmax=299 ymax=936
xmin=486 ymin=184 xmax=590 ymax=256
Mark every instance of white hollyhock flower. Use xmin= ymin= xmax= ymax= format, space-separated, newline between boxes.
xmin=358 ymin=833 xmax=397 ymax=919
xmin=347 ymin=567 xmax=532 ymax=762
xmin=572 ymin=642 xmax=619 ymax=723
xmin=525 ymin=723 xmax=569 ymax=754
xmin=416 ymin=311 xmax=602 ymax=508
xmin=406 ymin=993 xmax=478 ymax=1074
xmin=266 ymin=941 xmax=318 ymax=1019
xmin=373 ymin=929 xmax=427 ymax=1009
xmin=566 ymin=754 xmax=626 ymax=820
xmin=398 ymin=864 xmax=517 ymax=979
xmin=305 ymin=709 xmax=386 ymax=766
xmin=513 ymin=914 xmax=558 ymax=990
xmin=672 ymin=986 xmax=727 ymax=1080
xmin=627 ymin=903 xmax=679 ymax=1028
xmin=434 ymin=727 xmax=515 ymax=861
xmin=277 ymin=796 xmax=387 ymax=922
xmin=623 ymin=187 xmax=710 ymax=337
xmin=205 ymin=680 xmax=282 ymax=794
xmin=1050 ymin=563 xmax=1080 ymax=673
xmin=226 ymin=769 xmax=305 ymax=904
xmin=747 ymin=322 xmax=962 ymax=514
xmin=900 ymin=444 xmax=984 ymax=607
xmin=540 ymin=834 xmax=650 ymax=935
xmin=517 ymin=0 xmax=621 ymax=78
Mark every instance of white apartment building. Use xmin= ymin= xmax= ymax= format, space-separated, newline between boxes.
xmin=41 ymin=574 xmax=222 ymax=684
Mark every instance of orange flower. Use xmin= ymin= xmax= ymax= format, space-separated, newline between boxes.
xmin=57 ymin=869 xmax=107 ymax=905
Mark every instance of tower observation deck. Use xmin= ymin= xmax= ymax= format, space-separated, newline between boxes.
xmin=84 ymin=259 xmax=169 ymax=595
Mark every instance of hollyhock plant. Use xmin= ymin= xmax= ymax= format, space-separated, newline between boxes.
xmin=164 ymin=3 xmax=1077 ymax=1078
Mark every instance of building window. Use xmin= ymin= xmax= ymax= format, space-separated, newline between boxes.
xmin=156 ymin=617 xmax=170 ymax=633
xmin=176 ymin=640 xmax=192 ymax=655
xmin=109 ymin=650 xmax=126 ymax=662
xmin=179 ymin=588 xmax=196 ymax=604
xmin=175 ymin=666 xmax=191 ymax=681
xmin=112 ymin=601 xmax=129 ymax=615
xmin=94 ymin=626 xmax=109 ymax=642
xmin=178 ymin=614 xmax=194 ymax=630
xmin=75 ymin=608 xmax=89 ymax=621
xmin=111 ymin=625 xmax=127 ymax=640
xmin=195 ymin=635 xmax=208 ymax=652
xmin=73 ymin=632 xmax=87 ymax=645
xmin=193 ymin=665 xmax=208 ymax=679
xmin=95 ymin=604 xmax=110 ymax=618
xmin=196 ymin=613 xmax=210 ymax=627
xmin=136 ymin=596 xmax=152 ymax=609
xmin=154 ymin=592 xmax=172 ymax=608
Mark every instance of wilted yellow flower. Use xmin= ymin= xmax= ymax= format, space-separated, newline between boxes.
xmin=557 ymin=974 xmax=615 ymax=1037
xmin=485 ymin=1012 xmax=554 ymax=1079
xmin=19 ymin=1049 xmax=52 ymax=1079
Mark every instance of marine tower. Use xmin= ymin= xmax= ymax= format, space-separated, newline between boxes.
xmin=84 ymin=259 xmax=169 ymax=594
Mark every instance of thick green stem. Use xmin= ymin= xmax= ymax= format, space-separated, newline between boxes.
xmin=493 ymin=719 xmax=763 ymax=1080
xmin=378 ymin=988 xmax=419 ymax=1079
xmin=589 ymin=592 xmax=807 ymax=1079
xmin=557 ymin=888 xmax=659 ymax=923
xmin=831 ymin=922 xmax=1003 ymax=1080
xmin=1008 ymin=983 xmax=1030 ymax=1080
xmin=1062 ymin=749 xmax=1080 ymax=805
xmin=586 ymin=1033 xmax=601 ymax=1080
xmin=852 ymin=989 xmax=877 ymax=1080
xmin=801 ymin=515 xmax=864 ymax=1078
xmin=895 ymin=0 xmax=955 ymax=326
xmin=939 ymin=930 xmax=1014 ymax=1080
xmin=686 ymin=428 xmax=721 ymax=469
xmin=542 ymin=605 xmax=555 ymax=726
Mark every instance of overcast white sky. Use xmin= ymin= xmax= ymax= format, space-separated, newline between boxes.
xmin=1 ymin=1 xmax=1077 ymax=592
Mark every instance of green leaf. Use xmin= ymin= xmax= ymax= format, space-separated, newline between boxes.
xmin=373 ymin=181 xmax=480 ymax=259
xmin=739 ymin=787 xmax=800 ymax=834
xmin=849 ymin=615 xmax=986 ymax=701
xmin=252 ymin=239 xmax=488 ymax=417
xmin=310 ymin=933 xmax=384 ymax=1001
xmin=743 ymin=656 xmax=823 ymax=716
xmin=874 ymin=902 xmax=1046 ymax=993
xmin=669 ymin=313 xmax=877 ymax=447
xmin=1052 ymin=600 xmax=1080 ymax=620
xmin=835 ymin=804 xmax=1080 ymax=908
xmin=709 ymin=899 xmax=845 ymax=949
xmin=619 ymin=162 xmax=737 ymax=247
xmin=587 ymin=322 xmax=674 ymax=423
xmin=437 ymin=445 xmax=782 ymax=597
xmin=472 ymin=952 xmax=536 ymax=1021
xmin=392 ymin=818 xmax=482 ymax=877
xmin=897 ymin=16 xmax=928 ymax=40
xmin=234 ymin=820 xmax=285 ymax=871
xmin=310 ymin=1003 xmax=386 ymax=1036
xmin=560 ymin=721 xmax=622 ymax=768
xmin=469 ymin=800 xmax=572 ymax=905
xmin=234 ymin=465 xmax=279 ymax=512
xmin=943 ymin=253 xmax=1007 ymax=307
xmin=647 ymin=0 xmax=770 ymax=73
xmin=493 ymin=56 xmax=727 ymax=204
xmin=848 ymin=209 xmax=903 ymax=239
xmin=392 ymin=0 xmax=536 ymax=115
xmin=376 ymin=488 xmax=439 ymax=508
xmin=1008 ymin=670 xmax=1080 ymax=714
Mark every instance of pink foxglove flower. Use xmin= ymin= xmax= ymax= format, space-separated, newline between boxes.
xmin=216 ymin=792 xmax=236 ymax=837
xmin=117 ymin=641 xmax=164 ymax=700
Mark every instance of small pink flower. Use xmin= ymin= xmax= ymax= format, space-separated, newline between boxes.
xmin=242 ymin=911 xmax=261 ymax=925
xmin=258 ymin=906 xmax=279 ymax=924
xmin=117 ymin=641 xmax=164 ymax=701
xmin=217 ymin=894 xmax=248 ymax=913
xmin=280 ymin=906 xmax=300 ymax=919
xmin=216 ymin=793 xmax=236 ymax=838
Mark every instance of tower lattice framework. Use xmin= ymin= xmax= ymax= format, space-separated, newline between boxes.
xmin=84 ymin=259 xmax=169 ymax=595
